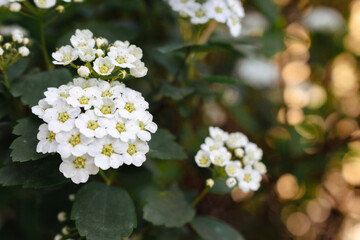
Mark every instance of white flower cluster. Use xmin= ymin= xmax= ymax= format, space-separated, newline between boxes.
xmin=32 ymin=77 xmax=157 ymax=184
xmin=167 ymin=0 xmax=245 ymax=37
xmin=52 ymin=29 xmax=148 ymax=79
xmin=195 ymin=126 xmax=266 ymax=193
xmin=0 ymin=0 xmax=83 ymax=11
xmin=0 ymin=29 xmax=30 ymax=68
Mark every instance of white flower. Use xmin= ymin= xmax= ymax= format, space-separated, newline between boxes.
xmin=227 ymin=14 xmax=242 ymax=37
xmin=56 ymin=128 xmax=93 ymax=158
xmin=129 ymin=60 xmax=148 ymax=78
xmin=78 ymin=46 xmax=96 ymax=62
xmin=12 ymin=29 xmax=23 ymax=43
xmin=195 ymin=150 xmax=211 ymax=168
xmin=225 ymin=160 xmax=242 ymax=177
xmin=52 ymin=45 xmax=78 ymax=65
xmin=243 ymin=142 xmax=263 ymax=165
xmin=226 ymin=0 xmax=245 ymax=18
xmin=254 ymin=161 xmax=267 ymax=174
xmin=96 ymin=49 xmax=104 ymax=57
xmin=209 ymin=126 xmax=228 ymax=142
xmin=203 ymin=0 xmax=230 ymax=23
xmin=134 ymin=111 xmax=158 ymax=141
xmin=226 ymin=132 xmax=248 ymax=149
xmin=113 ymin=40 xmax=130 ymax=48
xmin=70 ymin=29 xmax=95 ymax=48
xmin=73 ymin=77 xmax=99 ymax=88
xmin=34 ymin=0 xmax=56 ymax=9
xmin=77 ymin=66 xmax=90 ymax=78
xmin=122 ymin=139 xmax=149 ymax=166
xmin=115 ymin=88 xmax=149 ymax=120
xmin=32 ymin=99 xmax=51 ymax=119
xmin=237 ymin=165 xmax=261 ymax=193
xmin=88 ymin=136 xmax=127 ymax=170
xmin=36 ymin=123 xmax=58 ymax=154
xmin=18 ymin=46 xmax=29 ymax=56
xmin=226 ymin=177 xmax=237 ymax=188
xmin=188 ymin=3 xmax=209 ymax=24
xmin=98 ymin=80 xmax=124 ymax=99
xmin=201 ymin=137 xmax=223 ymax=152
xmin=44 ymin=85 xmax=72 ymax=105
xmin=59 ymin=154 xmax=99 ymax=184
xmin=23 ymin=37 xmax=29 ymax=45
xmin=93 ymin=97 xmax=117 ymax=118
xmin=57 ymin=212 xmax=67 ymax=222
xmin=108 ymin=46 xmax=137 ymax=68
xmin=93 ymin=56 xmax=115 ymax=76
xmin=95 ymin=37 xmax=108 ymax=48
xmin=66 ymin=86 xmax=100 ymax=110
xmin=210 ymin=147 xmax=231 ymax=166
xmin=0 ymin=47 xmax=3 ymax=56
xmin=43 ymin=100 xmax=80 ymax=133
xmin=9 ymin=2 xmax=21 ymax=12
xmin=168 ymin=0 xmax=195 ymax=12
xmin=102 ymin=115 xmax=137 ymax=141
xmin=128 ymin=44 xmax=143 ymax=60
xmin=75 ymin=110 xmax=107 ymax=138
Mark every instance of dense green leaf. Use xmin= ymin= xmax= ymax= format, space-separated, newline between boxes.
xmin=11 ymin=69 xmax=72 ymax=107
xmin=190 ymin=216 xmax=245 ymax=240
xmin=0 ymin=156 xmax=68 ymax=188
xmin=71 ymin=182 xmax=137 ymax=240
xmin=143 ymin=190 xmax=195 ymax=227
xmin=148 ymin=128 xmax=187 ymax=160
xmin=7 ymin=57 xmax=30 ymax=82
xmin=10 ymin=116 xmax=46 ymax=162
xmin=160 ymin=83 xmax=194 ymax=100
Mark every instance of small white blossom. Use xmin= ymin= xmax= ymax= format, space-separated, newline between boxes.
xmin=32 ymin=99 xmax=51 ymax=119
xmin=225 ymin=160 xmax=242 ymax=177
xmin=201 ymin=137 xmax=223 ymax=152
xmin=77 ymin=66 xmax=90 ymax=78
xmin=52 ymin=45 xmax=78 ymax=65
xmin=108 ymin=46 xmax=137 ymax=68
xmin=78 ymin=46 xmax=96 ymax=62
xmin=122 ymin=139 xmax=149 ymax=166
xmin=70 ymin=29 xmax=95 ymax=48
xmin=128 ymin=44 xmax=143 ymax=60
xmin=67 ymin=86 xmax=100 ymax=110
xmin=75 ymin=110 xmax=107 ymax=138
xmin=102 ymin=115 xmax=138 ymax=142
xmin=234 ymin=148 xmax=244 ymax=158
xmin=188 ymin=3 xmax=209 ymax=24
xmin=115 ymin=88 xmax=149 ymax=120
xmin=195 ymin=150 xmax=211 ymax=167
xmin=36 ymin=124 xmax=58 ymax=154
xmin=9 ymin=2 xmax=21 ymax=12
xmin=93 ymin=56 xmax=115 ymax=76
xmin=12 ymin=29 xmax=23 ymax=43
xmin=0 ymin=47 xmax=3 ymax=56
xmin=254 ymin=161 xmax=267 ymax=174
xmin=210 ymin=147 xmax=231 ymax=166
xmin=96 ymin=49 xmax=104 ymax=57
xmin=59 ymin=154 xmax=99 ymax=184
xmin=95 ymin=37 xmax=108 ymax=48
xmin=226 ymin=177 xmax=237 ymax=188
xmin=209 ymin=126 xmax=228 ymax=142
xmin=18 ymin=46 xmax=29 ymax=56
xmin=56 ymin=128 xmax=93 ymax=158
xmin=34 ymin=0 xmax=56 ymax=8
xmin=226 ymin=132 xmax=248 ymax=149
xmin=44 ymin=85 xmax=72 ymax=105
xmin=134 ymin=111 xmax=158 ymax=141
xmin=237 ymin=165 xmax=261 ymax=193
xmin=57 ymin=212 xmax=67 ymax=222
xmin=206 ymin=178 xmax=215 ymax=188
xmin=227 ymin=14 xmax=242 ymax=37
xmin=243 ymin=143 xmax=263 ymax=165
xmin=93 ymin=97 xmax=117 ymax=118
xmin=129 ymin=60 xmax=148 ymax=78
xmin=203 ymin=0 xmax=230 ymax=23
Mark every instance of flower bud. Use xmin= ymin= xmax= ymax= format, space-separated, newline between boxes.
xmin=9 ymin=2 xmax=21 ymax=12
xmin=4 ymin=43 xmax=11 ymax=50
xmin=61 ymin=227 xmax=69 ymax=235
xmin=206 ymin=178 xmax=215 ymax=188
xmin=77 ymin=66 xmax=90 ymax=78
xmin=23 ymin=38 xmax=30 ymax=45
xmin=0 ymin=47 xmax=3 ymax=56
xmin=234 ymin=148 xmax=244 ymax=158
xmin=56 ymin=5 xmax=65 ymax=13
xmin=96 ymin=49 xmax=104 ymax=57
xmin=68 ymin=194 xmax=75 ymax=201
xmin=57 ymin=211 xmax=67 ymax=222
xmin=18 ymin=46 xmax=30 ymax=56
xmin=96 ymin=37 xmax=108 ymax=48
xmin=54 ymin=234 xmax=62 ymax=240
xmin=226 ymin=177 xmax=237 ymax=188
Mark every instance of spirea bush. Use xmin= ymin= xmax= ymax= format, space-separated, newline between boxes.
xmin=0 ymin=0 xmax=282 ymax=240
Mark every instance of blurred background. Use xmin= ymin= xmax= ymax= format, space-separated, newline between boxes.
xmin=1 ymin=0 xmax=360 ymax=239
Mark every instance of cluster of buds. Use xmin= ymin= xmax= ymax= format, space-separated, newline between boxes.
xmin=195 ymin=127 xmax=267 ymax=193
xmin=0 ymin=29 xmax=30 ymax=71
xmin=52 ymin=29 xmax=148 ymax=81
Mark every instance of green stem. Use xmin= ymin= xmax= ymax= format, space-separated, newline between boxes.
xmin=192 ymin=187 xmax=210 ymax=207
xmin=39 ymin=15 xmax=53 ymax=70
xmin=2 ymin=70 xmax=10 ymax=91
xmin=99 ymin=169 xmax=112 ymax=185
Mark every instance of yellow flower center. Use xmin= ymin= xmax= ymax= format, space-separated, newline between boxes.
xmin=116 ymin=123 xmax=126 ymax=133
xmin=101 ymin=105 xmax=111 ymax=115
xmin=79 ymin=96 xmax=89 ymax=105
xmin=127 ymin=144 xmax=136 ymax=155
xmin=209 ymin=145 xmax=218 ymax=151
xmin=63 ymin=55 xmax=72 ymax=63
xmin=243 ymin=173 xmax=252 ymax=183
xmin=125 ymin=102 xmax=135 ymax=113
xmin=73 ymin=157 xmax=86 ymax=168
xmin=196 ymin=10 xmax=205 ymax=18
xmin=100 ymin=65 xmax=109 ymax=74
xmin=60 ymin=93 xmax=68 ymax=98
xmin=215 ymin=7 xmax=222 ymax=13
xmin=101 ymin=90 xmax=112 ymax=97
xmin=102 ymin=144 xmax=114 ymax=156
xmin=58 ymin=112 xmax=69 ymax=123
xmin=116 ymin=57 xmax=126 ymax=64
xmin=47 ymin=131 xmax=56 ymax=142
xmin=214 ymin=157 xmax=223 ymax=165
xmin=38 ymin=0 xmax=46 ymax=5
xmin=69 ymin=135 xmax=81 ymax=146
xmin=139 ymin=121 xmax=145 ymax=130
xmin=199 ymin=157 xmax=209 ymax=165
xmin=181 ymin=0 xmax=188 ymax=2
xmin=87 ymin=120 xmax=99 ymax=130
xmin=227 ymin=167 xmax=235 ymax=175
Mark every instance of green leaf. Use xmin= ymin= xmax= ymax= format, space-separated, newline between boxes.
xmin=0 ymin=156 xmax=68 ymax=188
xmin=7 ymin=57 xmax=30 ymax=82
xmin=11 ymin=69 xmax=72 ymax=107
xmin=10 ymin=116 xmax=46 ymax=162
xmin=203 ymin=75 xmax=248 ymax=86
xmin=160 ymin=84 xmax=194 ymax=100
xmin=190 ymin=216 xmax=245 ymax=240
xmin=253 ymin=0 xmax=280 ymax=23
xmin=209 ymin=178 xmax=232 ymax=194
xmin=143 ymin=190 xmax=195 ymax=227
xmin=148 ymin=128 xmax=187 ymax=160
xmin=71 ymin=182 xmax=137 ymax=240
